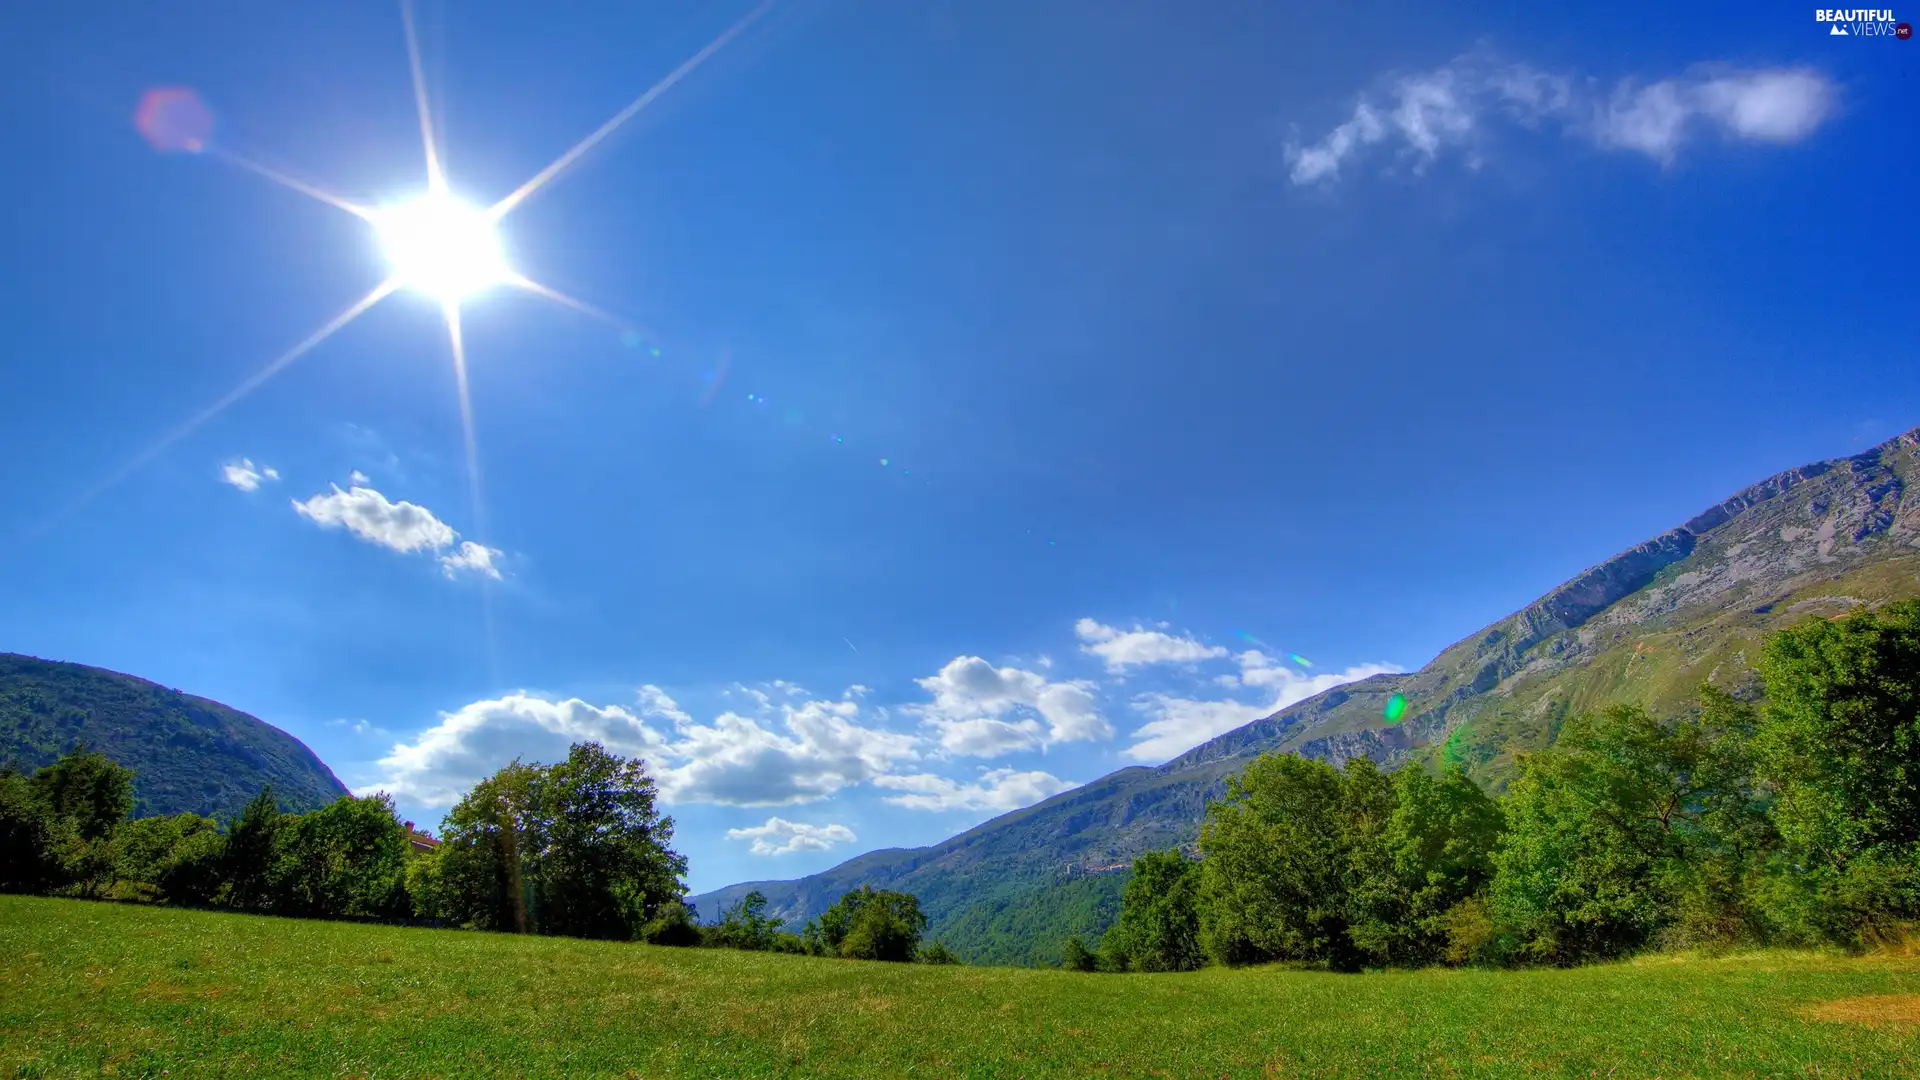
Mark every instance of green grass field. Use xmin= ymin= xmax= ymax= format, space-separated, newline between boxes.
xmin=4 ymin=897 xmax=1918 ymax=1079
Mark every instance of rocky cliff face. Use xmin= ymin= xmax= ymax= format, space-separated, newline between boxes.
xmin=693 ymin=427 xmax=1920 ymax=944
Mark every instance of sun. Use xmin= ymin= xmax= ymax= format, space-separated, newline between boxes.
xmin=374 ymin=192 xmax=510 ymax=302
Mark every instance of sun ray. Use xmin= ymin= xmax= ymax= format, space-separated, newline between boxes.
xmin=402 ymin=0 xmax=447 ymax=193
xmin=486 ymin=0 xmax=775 ymax=223
xmin=505 ymin=272 xmax=641 ymax=335
xmin=442 ymin=300 xmax=488 ymax=545
xmin=212 ymin=148 xmax=374 ymax=220
xmin=34 ymin=278 xmax=399 ymax=535
xmin=442 ymin=298 xmax=502 ymax=682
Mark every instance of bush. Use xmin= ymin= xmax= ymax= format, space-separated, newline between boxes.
xmin=1106 ymin=849 xmax=1204 ymax=972
xmin=638 ymin=901 xmax=702 ymax=947
xmin=917 ymin=940 xmax=961 ymax=965
xmin=807 ymin=886 xmax=927 ymax=962
xmin=1060 ymin=934 xmax=1097 ymax=972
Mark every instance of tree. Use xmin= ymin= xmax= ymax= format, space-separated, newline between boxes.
xmin=1105 ymin=849 xmax=1204 ymax=972
xmin=1488 ymin=698 xmax=1768 ymax=964
xmin=0 ymin=767 xmax=62 ymax=894
xmin=710 ymin=890 xmax=781 ymax=951
xmin=431 ymin=744 xmax=686 ymax=939
xmin=222 ymin=787 xmax=285 ymax=912
xmin=534 ymin=742 xmax=687 ymax=940
xmin=27 ymin=749 xmax=135 ymax=897
xmin=113 ymin=812 xmax=220 ymax=902
xmin=268 ymin=793 xmax=412 ymax=919
xmin=1347 ymin=765 xmax=1505 ymax=967
xmin=1754 ymin=601 xmax=1920 ymax=943
xmin=807 ymin=886 xmax=927 ymax=962
xmin=1198 ymin=754 xmax=1378 ymax=970
xmin=434 ymin=761 xmax=543 ymax=932
xmin=28 ymin=747 xmax=133 ymax=842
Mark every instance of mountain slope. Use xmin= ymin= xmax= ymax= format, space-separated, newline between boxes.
xmin=692 ymin=427 xmax=1920 ymax=960
xmin=0 ymin=654 xmax=349 ymax=820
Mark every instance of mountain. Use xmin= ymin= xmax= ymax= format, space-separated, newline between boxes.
xmin=0 ymin=654 xmax=349 ymax=820
xmin=692 ymin=427 xmax=1920 ymax=962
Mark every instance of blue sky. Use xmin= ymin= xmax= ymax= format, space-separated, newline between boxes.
xmin=0 ymin=1 xmax=1913 ymax=891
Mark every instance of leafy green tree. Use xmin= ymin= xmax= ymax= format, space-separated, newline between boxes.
xmin=268 ymin=793 xmax=412 ymax=919
xmin=28 ymin=747 xmax=133 ymax=842
xmin=1060 ymin=934 xmax=1097 ymax=972
xmin=1105 ymin=849 xmax=1204 ymax=972
xmin=0 ymin=767 xmax=62 ymax=894
xmin=1198 ymin=754 xmax=1382 ymax=970
xmin=1754 ymin=601 xmax=1920 ymax=943
xmin=1347 ymin=765 xmax=1504 ymax=966
xmin=222 ymin=787 xmax=285 ymax=912
xmin=710 ymin=889 xmax=781 ymax=950
xmin=534 ymin=742 xmax=686 ymax=940
xmin=434 ymin=761 xmax=543 ymax=931
xmin=807 ymin=886 xmax=927 ymax=961
xmin=1489 ymin=698 xmax=1768 ymax=964
xmin=113 ymin=812 xmax=219 ymax=901
xmin=430 ymin=744 xmax=686 ymax=939
xmin=916 ymin=939 xmax=961 ymax=965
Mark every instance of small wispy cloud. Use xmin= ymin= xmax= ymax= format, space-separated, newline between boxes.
xmin=726 ymin=816 xmax=858 ymax=856
xmin=1288 ymin=53 xmax=1838 ymax=184
xmin=1074 ymin=618 xmax=1228 ymax=673
xmin=292 ymin=479 xmax=502 ymax=580
xmin=219 ymin=458 xmax=280 ymax=492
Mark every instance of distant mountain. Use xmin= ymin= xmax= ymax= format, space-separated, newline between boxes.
xmin=0 ymin=654 xmax=348 ymax=820
xmin=692 ymin=427 xmax=1920 ymax=962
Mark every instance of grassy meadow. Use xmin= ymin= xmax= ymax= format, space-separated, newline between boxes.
xmin=4 ymin=897 xmax=1919 ymax=1079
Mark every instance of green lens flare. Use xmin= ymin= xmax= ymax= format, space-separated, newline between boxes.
xmin=1383 ymin=693 xmax=1408 ymax=723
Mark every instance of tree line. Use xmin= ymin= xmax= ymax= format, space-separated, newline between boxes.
xmin=1069 ymin=602 xmax=1920 ymax=972
xmin=0 ymin=738 xmax=954 ymax=962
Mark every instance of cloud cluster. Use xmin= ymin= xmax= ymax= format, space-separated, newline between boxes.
xmin=369 ymin=686 xmax=920 ymax=809
xmin=1288 ymin=56 xmax=1837 ymax=184
xmin=220 ymin=459 xmax=280 ymax=492
xmin=1074 ymin=618 xmax=1228 ymax=673
xmin=1124 ymin=652 xmax=1401 ymax=763
xmin=726 ymin=816 xmax=858 ymax=856
xmin=291 ymin=481 xmax=501 ymax=579
xmin=873 ymin=768 xmax=1078 ymax=813
xmin=914 ymin=655 xmax=1110 ymax=754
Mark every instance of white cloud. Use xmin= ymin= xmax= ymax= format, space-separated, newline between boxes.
xmin=1124 ymin=655 xmax=1402 ymax=763
xmin=220 ymin=459 xmax=280 ymax=492
xmin=1596 ymin=69 xmax=1836 ymax=164
xmin=932 ymin=716 xmax=1044 ymax=757
xmin=370 ymin=694 xmax=668 ymax=806
xmin=726 ymin=816 xmax=858 ymax=856
xmin=1074 ymin=618 xmax=1228 ymax=673
xmin=1289 ymin=55 xmax=1837 ymax=184
xmin=439 ymin=540 xmax=502 ymax=580
xmin=914 ymin=655 xmax=1111 ymax=751
xmin=368 ymin=686 xmax=919 ymax=809
xmin=874 ymin=767 xmax=1078 ymax=813
xmin=348 ymin=469 xmax=370 ymax=485
xmin=292 ymin=480 xmax=505 ymax=582
xmin=293 ymin=482 xmax=456 ymax=554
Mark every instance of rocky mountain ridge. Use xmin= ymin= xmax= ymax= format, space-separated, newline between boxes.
xmin=692 ymin=428 xmax=1920 ymax=956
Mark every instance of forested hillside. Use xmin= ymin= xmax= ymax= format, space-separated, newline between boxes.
xmin=0 ymin=654 xmax=347 ymax=819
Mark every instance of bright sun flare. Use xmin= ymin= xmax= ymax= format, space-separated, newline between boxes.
xmin=374 ymin=192 xmax=510 ymax=302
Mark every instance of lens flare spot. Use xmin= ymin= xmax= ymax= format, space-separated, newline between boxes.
xmin=1288 ymin=653 xmax=1314 ymax=668
xmin=879 ymin=458 xmax=890 ymax=467
xmin=135 ymin=87 xmax=215 ymax=153
xmin=1384 ymin=693 xmax=1409 ymax=723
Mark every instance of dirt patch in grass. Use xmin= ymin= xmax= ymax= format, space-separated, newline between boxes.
xmin=1801 ymin=994 xmax=1920 ymax=1028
